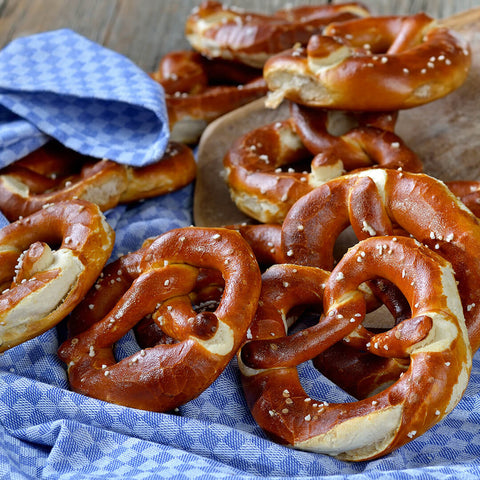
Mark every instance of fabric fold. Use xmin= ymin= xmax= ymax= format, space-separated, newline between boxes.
xmin=0 ymin=29 xmax=170 ymax=168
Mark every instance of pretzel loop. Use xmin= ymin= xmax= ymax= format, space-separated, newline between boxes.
xmin=282 ymin=168 xmax=480 ymax=398
xmin=239 ymin=236 xmax=471 ymax=461
xmin=264 ymin=13 xmax=471 ymax=110
xmin=0 ymin=200 xmax=114 ymax=352
xmin=0 ymin=141 xmax=196 ymax=221
xmin=58 ymin=227 xmax=262 ymax=412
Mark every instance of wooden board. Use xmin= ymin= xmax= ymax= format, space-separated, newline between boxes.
xmin=193 ymin=7 xmax=480 ymax=227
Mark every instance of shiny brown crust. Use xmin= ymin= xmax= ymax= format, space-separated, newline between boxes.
xmin=264 ymin=13 xmax=471 ymax=110
xmin=151 ymin=50 xmax=268 ymax=144
xmin=239 ymin=237 xmax=471 ymax=461
xmin=226 ymin=223 xmax=285 ymax=266
xmin=290 ymin=103 xmax=423 ymax=175
xmin=282 ymin=168 xmax=480 ymax=353
xmin=0 ymin=200 xmax=115 ymax=352
xmin=185 ymin=1 xmax=370 ymax=68
xmin=446 ymin=180 xmax=480 ymax=217
xmin=223 ymin=104 xmax=422 ymax=224
xmin=58 ymin=227 xmax=262 ymax=412
xmin=0 ymin=141 xmax=196 ymax=221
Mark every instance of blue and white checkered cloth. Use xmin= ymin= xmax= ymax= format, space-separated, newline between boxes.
xmin=1 ymin=29 xmax=480 ymax=480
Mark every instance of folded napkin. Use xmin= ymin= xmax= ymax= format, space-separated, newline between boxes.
xmin=0 ymin=28 xmax=169 ymax=168
xmin=1 ymin=29 xmax=480 ymax=480
xmin=0 ymin=28 xmax=170 ymax=228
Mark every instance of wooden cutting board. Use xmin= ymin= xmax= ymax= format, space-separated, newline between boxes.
xmin=193 ymin=8 xmax=480 ymax=227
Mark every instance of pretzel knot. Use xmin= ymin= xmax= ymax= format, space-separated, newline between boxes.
xmin=0 ymin=141 xmax=196 ymax=221
xmin=223 ymin=103 xmax=421 ymax=224
xmin=264 ymin=13 xmax=471 ymax=110
xmin=239 ymin=237 xmax=471 ymax=461
xmin=0 ymin=200 xmax=114 ymax=352
xmin=185 ymin=1 xmax=370 ymax=68
xmin=58 ymin=227 xmax=262 ymax=412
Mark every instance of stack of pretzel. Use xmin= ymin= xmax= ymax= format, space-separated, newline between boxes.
xmin=0 ymin=0 xmax=478 ymax=466
xmin=185 ymin=0 xmax=479 ymax=462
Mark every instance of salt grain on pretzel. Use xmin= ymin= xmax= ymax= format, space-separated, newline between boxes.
xmin=264 ymin=13 xmax=471 ymax=110
xmin=0 ymin=200 xmax=114 ymax=352
xmin=58 ymin=227 xmax=261 ymax=412
xmin=239 ymin=237 xmax=471 ymax=461
xmin=0 ymin=141 xmax=196 ymax=221
xmin=185 ymin=1 xmax=370 ymax=68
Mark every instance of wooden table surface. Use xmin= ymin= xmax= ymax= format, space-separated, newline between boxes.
xmin=0 ymin=1 xmax=477 ymax=73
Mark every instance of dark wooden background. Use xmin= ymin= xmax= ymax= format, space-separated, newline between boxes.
xmin=1 ymin=1 xmax=477 ymax=73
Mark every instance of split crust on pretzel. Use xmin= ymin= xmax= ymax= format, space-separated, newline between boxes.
xmin=282 ymin=168 xmax=480 ymax=354
xmin=185 ymin=1 xmax=370 ymax=69
xmin=58 ymin=227 xmax=261 ymax=412
xmin=264 ymin=13 xmax=471 ymax=110
xmin=223 ymin=103 xmax=422 ymax=224
xmin=239 ymin=237 xmax=471 ymax=461
xmin=151 ymin=50 xmax=268 ymax=144
xmin=0 ymin=141 xmax=196 ymax=222
xmin=0 ymin=200 xmax=114 ymax=352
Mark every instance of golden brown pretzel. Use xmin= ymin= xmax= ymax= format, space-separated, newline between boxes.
xmin=151 ymin=50 xmax=268 ymax=144
xmin=264 ymin=13 xmax=471 ymax=110
xmin=0 ymin=141 xmax=196 ymax=221
xmin=223 ymin=104 xmax=422 ymax=224
xmin=0 ymin=200 xmax=114 ymax=352
xmin=185 ymin=1 xmax=370 ymax=68
xmin=282 ymin=168 xmax=480 ymax=353
xmin=58 ymin=227 xmax=262 ymax=412
xmin=239 ymin=237 xmax=471 ymax=461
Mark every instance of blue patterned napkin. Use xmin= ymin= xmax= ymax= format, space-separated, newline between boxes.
xmin=0 ymin=28 xmax=170 ymax=228
xmin=0 ymin=28 xmax=169 ymax=168
xmin=1 ymin=29 xmax=480 ymax=480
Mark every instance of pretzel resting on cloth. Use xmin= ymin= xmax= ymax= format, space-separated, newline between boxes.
xmin=185 ymin=0 xmax=370 ymax=69
xmin=223 ymin=103 xmax=421 ymax=224
xmin=0 ymin=140 xmax=196 ymax=221
xmin=58 ymin=227 xmax=262 ymax=412
xmin=264 ymin=13 xmax=471 ymax=110
xmin=239 ymin=237 xmax=471 ymax=461
xmin=0 ymin=200 xmax=115 ymax=352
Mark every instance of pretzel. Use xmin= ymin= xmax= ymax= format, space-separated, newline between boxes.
xmin=239 ymin=237 xmax=471 ymax=461
xmin=58 ymin=227 xmax=262 ymax=412
xmin=151 ymin=50 xmax=268 ymax=144
xmin=223 ymin=103 xmax=422 ymax=224
xmin=281 ymin=168 xmax=480 ymax=401
xmin=0 ymin=141 xmax=196 ymax=221
xmin=185 ymin=1 xmax=370 ymax=69
xmin=264 ymin=13 xmax=471 ymax=110
xmin=0 ymin=200 xmax=114 ymax=352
